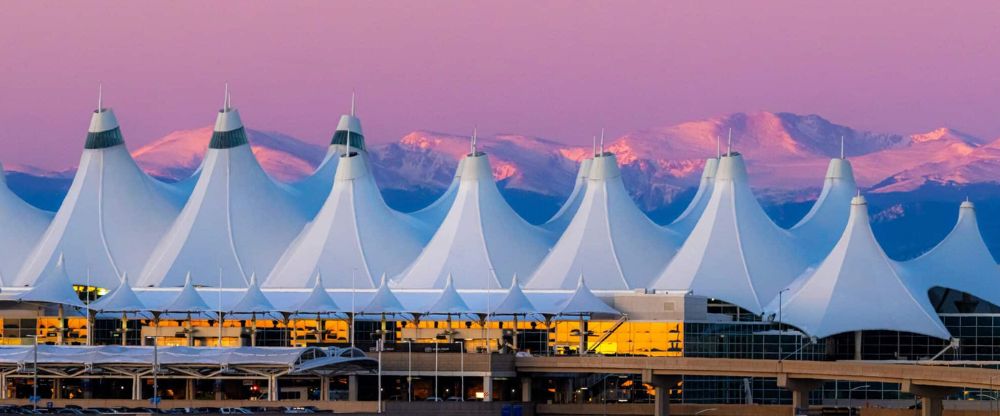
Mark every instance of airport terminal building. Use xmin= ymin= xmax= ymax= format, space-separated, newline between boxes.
xmin=0 ymin=94 xmax=997 ymax=411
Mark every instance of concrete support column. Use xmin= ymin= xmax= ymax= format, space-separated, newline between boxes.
xmin=578 ymin=317 xmax=587 ymax=355
xmin=348 ymin=375 xmax=358 ymax=401
xmin=132 ymin=375 xmax=141 ymax=400
xmin=320 ymin=376 xmax=330 ymax=401
xmin=902 ymin=382 xmax=957 ymax=416
xmin=56 ymin=305 xmax=65 ymax=346
xmin=1 ymin=373 xmax=7 ymax=400
xmin=268 ymin=376 xmax=277 ymax=402
xmin=561 ymin=378 xmax=573 ymax=404
xmin=483 ymin=376 xmax=493 ymax=402
xmin=185 ymin=379 xmax=194 ymax=400
xmin=777 ymin=376 xmax=822 ymax=415
xmin=214 ymin=380 xmax=223 ymax=400
xmin=83 ymin=379 xmax=92 ymax=400
xmin=520 ymin=377 xmax=532 ymax=402
xmin=643 ymin=370 xmax=681 ymax=416
xmin=52 ymin=379 xmax=60 ymax=399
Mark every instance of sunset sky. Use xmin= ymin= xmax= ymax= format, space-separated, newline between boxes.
xmin=1 ymin=1 xmax=999 ymax=168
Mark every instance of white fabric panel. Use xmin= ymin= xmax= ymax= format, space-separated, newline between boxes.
xmin=0 ymin=163 xmax=52 ymax=285
xmin=410 ymin=157 xmax=465 ymax=229
xmin=528 ymin=155 xmax=679 ymax=290
xmin=652 ymin=154 xmax=808 ymax=314
xmin=668 ymin=158 xmax=718 ymax=238
xmin=15 ymin=142 xmax=184 ymax=289
xmin=395 ymin=153 xmax=553 ymax=290
xmin=791 ymin=158 xmax=857 ymax=264
xmin=266 ymin=152 xmax=426 ymax=289
xmin=542 ymin=158 xmax=592 ymax=235
xmin=767 ymin=196 xmax=950 ymax=339
xmin=903 ymin=201 xmax=1000 ymax=308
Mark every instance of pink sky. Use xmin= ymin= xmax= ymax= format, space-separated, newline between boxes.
xmin=1 ymin=1 xmax=999 ymax=168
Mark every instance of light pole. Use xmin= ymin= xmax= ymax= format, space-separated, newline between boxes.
xmin=28 ymin=334 xmax=38 ymax=411
xmin=848 ymin=384 xmax=870 ymax=414
xmin=376 ymin=338 xmax=383 ymax=414
xmin=405 ymin=338 xmax=413 ymax=402
xmin=146 ymin=336 xmax=160 ymax=409
xmin=459 ymin=339 xmax=465 ymax=401
xmin=777 ymin=288 xmax=789 ymax=361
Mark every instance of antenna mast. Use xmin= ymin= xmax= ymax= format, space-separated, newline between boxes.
xmin=727 ymin=128 xmax=733 ymax=156
xmin=98 ymin=83 xmax=103 ymax=112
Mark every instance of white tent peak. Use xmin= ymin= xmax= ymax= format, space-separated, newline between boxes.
xmin=91 ymin=272 xmax=146 ymax=313
xmin=265 ymin=149 xmax=426 ymax=289
xmin=230 ymin=272 xmax=274 ymax=314
xmin=17 ymin=253 xmax=84 ymax=308
xmin=669 ymin=157 xmax=719 ymax=238
xmin=395 ymin=152 xmax=554 ymax=289
xmin=361 ymin=273 xmax=407 ymax=314
xmin=766 ymin=192 xmax=950 ymax=339
xmin=290 ymin=272 xmax=341 ymax=314
xmin=652 ymin=153 xmax=809 ymax=314
xmin=89 ymin=93 xmax=119 ymax=134
xmin=528 ymin=153 xmax=680 ymax=290
xmin=410 ymin=157 xmax=466 ymax=229
xmin=791 ymin=157 xmax=858 ymax=264
xmin=214 ymin=84 xmax=243 ymax=133
xmin=424 ymin=274 xmax=472 ymax=314
xmin=903 ymin=199 xmax=1000 ymax=310
xmin=542 ymin=156 xmax=593 ymax=234
xmin=493 ymin=274 xmax=537 ymax=316
xmin=555 ymin=274 xmax=620 ymax=316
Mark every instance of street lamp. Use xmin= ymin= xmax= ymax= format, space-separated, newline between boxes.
xmin=145 ymin=336 xmax=160 ymax=409
xmin=26 ymin=334 xmax=39 ymax=411
xmin=848 ymin=384 xmax=870 ymax=414
xmin=777 ymin=288 xmax=789 ymax=361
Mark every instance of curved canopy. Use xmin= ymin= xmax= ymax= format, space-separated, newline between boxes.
xmin=138 ymin=99 xmax=309 ymax=288
xmin=766 ymin=195 xmax=950 ymax=339
xmin=265 ymin=150 xmax=426 ymax=289
xmin=15 ymin=106 xmax=184 ymax=289
xmin=555 ymin=275 xmax=620 ymax=316
xmin=652 ymin=153 xmax=809 ymax=314
xmin=493 ymin=275 xmax=537 ymax=316
xmin=527 ymin=154 xmax=680 ymax=290
xmin=542 ymin=157 xmax=593 ymax=235
xmin=903 ymin=200 xmax=1000 ymax=308
xmin=395 ymin=151 xmax=554 ymax=289
xmin=16 ymin=255 xmax=84 ymax=308
xmin=423 ymin=274 xmax=472 ymax=315
xmin=0 ymin=162 xmax=52 ymax=285
xmin=160 ymin=272 xmax=212 ymax=313
xmin=791 ymin=158 xmax=857 ymax=264
xmin=90 ymin=273 xmax=146 ymax=313
xmin=289 ymin=273 xmax=341 ymax=314
xmin=668 ymin=157 xmax=718 ymax=238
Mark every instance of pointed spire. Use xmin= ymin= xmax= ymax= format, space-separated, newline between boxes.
xmin=97 ymin=83 xmax=103 ymax=112
xmin=599 ymin=129 xmax=605 ymax=156
xmin=120 ymin=272 xmax=129 ymax=285
xmin=248 ymin=272 xmax=257 ymax=287
xmin=716 ymin=135 xmax=721 ymax=159
xmin=592 ymin=136 xmax=597 ymax=157
xmin=184 ymin=271 xmax=193 ymax=287
xmin=470 ymin=127 xmax=478 ymax=155
xmin=223 ymin=82 xmax=231 ymax=112
xmin=840 ymin=136 xmax=845 ymax=159
xmin=510 ymin=273 xmax=520 ymax=288
xmin=727 ymin=128 xmax=733 ymax=156
xmin=577 ymin=273 xmax=587 ymax=289
xmin=350 ymin=90 xmax=356 ymax=116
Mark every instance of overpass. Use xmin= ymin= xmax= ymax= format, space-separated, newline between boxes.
xmin=515 ymin=356 xmax=1000 ymax=416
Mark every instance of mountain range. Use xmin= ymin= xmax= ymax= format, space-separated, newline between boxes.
xmin=6 ymin=111 xmax=1000 ymax=260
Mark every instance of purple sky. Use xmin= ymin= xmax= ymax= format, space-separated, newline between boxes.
xmin=2 ymin=1 xmax=999 ymax=168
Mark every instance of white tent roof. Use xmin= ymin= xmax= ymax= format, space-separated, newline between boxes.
xmin=289 ymin=273 xmax=341 ymax=314
xmin=527 ymin=154 xmax=680 ymax=290
xmin=90 ymin=273 xmax=146 ymax=313
xmin=291 ymin=101 xmax=364 ymax=218
xmin=668 ymin=158 xmax=718 ymax=238
xmin=652 ymin=153 xmax=809 ymax=314
xmin=903 ymin=200 xmax=1000 ymax=308
xmin=556 ymin=275 xmax=620 ymax=316
xmin=394 ymin=151 xmax=554 ymax=290
xmin=160 ymin=273 xmax=212 ymax=313
xmin=766 ymin=195 xmax=950 ymax=339
xmin=791 ymin=158 xmax=857 ymax=264
xmin=265 ymin=150 xmax=426 ymax=289
xmin=361 ymin=275 xmax=408 ymax=314
xmin=423 ymin=275 xmax=473 ymax=315
xmin=137 ymin=99 xmax=309 ymax=288
xmin=541 ymin=158 xmax=593 ymax=235
xmin=229 ymin=274 xmax=275 ymax=314
xmin=410 ymin=157 xmax=466 ymax=229
xmin=492 ymin=275 xmax=537 ymax=315
xmin=0 ymin=162 xmax=52 ymax=285
xmin=16 ymin=255 xmax=84 ymax=308
xmin=14 ymin=107 xmax=185 ymax=289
